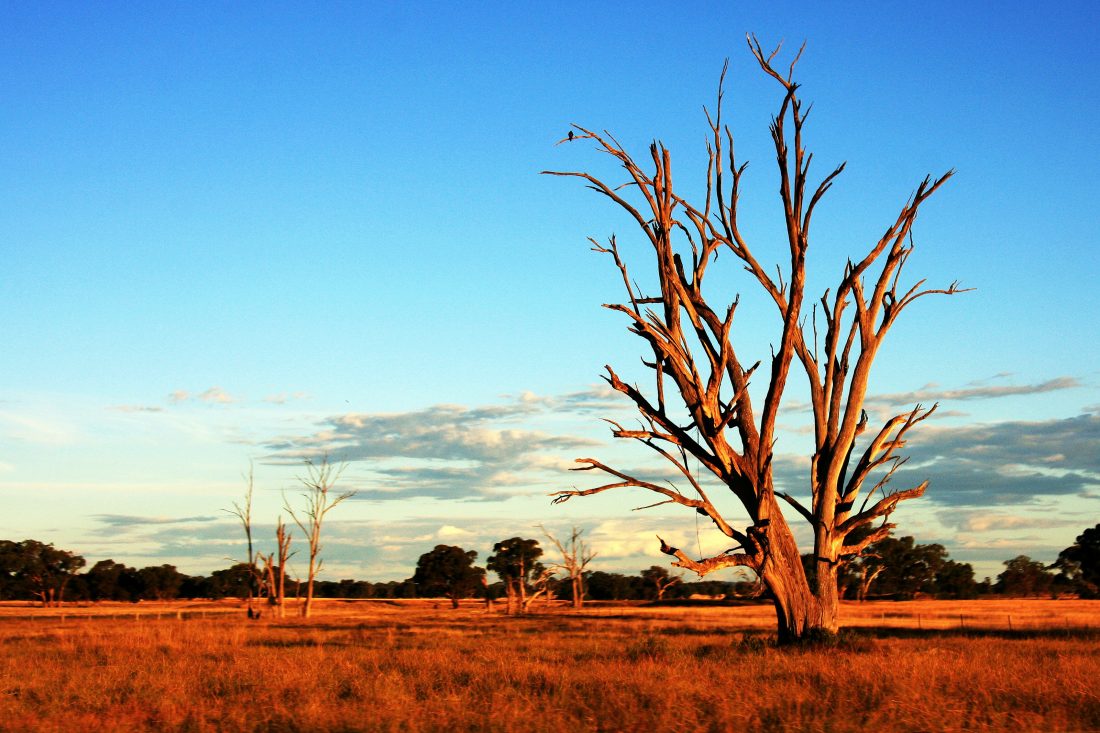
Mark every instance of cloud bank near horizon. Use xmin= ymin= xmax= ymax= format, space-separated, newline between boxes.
xmin=18 ymin=377 xmax=1092 ymax=581
xmin=258 ymin=378 xmax=1099 ymax=522
xmin=259 ymin=387 xmax=625 ymax=502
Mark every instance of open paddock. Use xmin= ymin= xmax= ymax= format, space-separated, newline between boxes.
xmin=0 ymin=599 xmax=1097 ymax=732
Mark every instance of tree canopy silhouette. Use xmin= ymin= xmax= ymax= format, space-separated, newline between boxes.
xmin=411 ymin=545 xmax=485 ymax=609
xmin=1054 ymin=524 xmax=1100 ymax=598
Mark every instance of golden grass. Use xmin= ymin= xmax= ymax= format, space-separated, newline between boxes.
xmin=0 ymin=599 xmax=1097 ymax=732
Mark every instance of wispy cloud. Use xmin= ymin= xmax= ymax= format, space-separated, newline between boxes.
xmin=262 ymin=397 xmax=602 ymax=501
xmin=197 ymin=387 xmax=237 ymax=404
xmin=508 ymin=385 xmax=627 ymax=414
xmin=780 ymin=376 xmax=1081 ymax=416
xmin=109 ymin=405 xmax=165 ymax=413
xmin=965 ymin=372 xmax=1014 ymax=386
xmin=0 ymin=411 xmax=77 ymax=445
xmin=936 ymin=509 xmax=1083 ymax=533
xmin=868 ymin=376 xmax=1081 ymax=407
xmin=168 ymin=387 xmax=240 ymax=405
xmin=93 ymin=514 xmax=221 ymax=528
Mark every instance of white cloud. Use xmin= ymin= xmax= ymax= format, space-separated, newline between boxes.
xmin=436 ymin=524 xmax=474 ymax=539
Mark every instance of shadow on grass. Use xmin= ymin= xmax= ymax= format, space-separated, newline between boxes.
xmin=843 ymin=626 xmax=1100 ymax=641
xmin=649 ymin=599 xmax=769 ymax=608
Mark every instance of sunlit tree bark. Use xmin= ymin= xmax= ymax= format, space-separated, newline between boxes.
xmin=545 ymin=36 xmax=967 ymax=642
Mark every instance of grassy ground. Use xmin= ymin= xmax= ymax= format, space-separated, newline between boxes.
xmin=0 ymin=599 xmax=1097 ymax=732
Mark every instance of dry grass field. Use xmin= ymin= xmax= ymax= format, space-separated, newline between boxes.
xmin=0 ymin=599 xmax=1097 ymax=732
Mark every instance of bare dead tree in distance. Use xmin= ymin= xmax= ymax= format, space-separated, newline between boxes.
xmin=544 ymin=36 xmax=969 ymax=642
xmin=273 ymin=517 xmax=293 ymax=618
xmin=283 ymin=456 xmax=355 ymax=619
xmin=541 ymin=525 xmax=597 ymax=609
xmin=259 ymin=517 xmax=294 ymax=618
xmin=642 ymin=565 xmax=683 ymax=601
xmin=226 ymin=464 xmax=260 ymax=619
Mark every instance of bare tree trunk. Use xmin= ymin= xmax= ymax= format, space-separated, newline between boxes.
xmin=275 ymin=519 xmax=291 ymax=619
xmin=261 ymin=553 xmax=277 ymax=610
xmin=303 ymin=577 xmax=315 ymax=618
xmin=745 ymin=505 xmax=825 ymax=641
xmin=857 ymin=565 xmax=884 ymax=602
xmin=814 ymin=562 xmax=841 ymax=634
xmin=504 ymin=582 xmax=516 ymax=615
xmin=653 ymin=574 xmax=681 ymax=601
xmin=521 ymin=568 xmax=556 ymax=613
xmin=277 ymin=566 xmax=287 ymax=619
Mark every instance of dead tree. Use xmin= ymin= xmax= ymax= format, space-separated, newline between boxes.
xmin=541 ymin=525 xmax=597 ymax=609
xmin=544 ymin=36 xmax=968 ymax=642
xmin=856 ymin=558 xmax=886 ymax=603
xmin=284 ymin=456 xmax=355 ymax=619
xmin=258 ymin=518 xmax=295 ymax=618
xmin=260 ymin=552 xmax=276 ymax=606
xmin=254 ymin=519 xmax=294 ymax=618
xmin=642 ymin=565 xmax=682 ymax=601
xmin=272 ymin=518 xmax=293 ymax=618
xmin=226 ymin=465 xmax=260 ymax=619
xmin=522 ymin=567 xmax=557 ymax=613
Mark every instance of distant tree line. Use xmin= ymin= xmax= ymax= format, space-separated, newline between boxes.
xmin=802 ymin=524 xmax=1100 ymax=600
xmin=2 ymin=523 xmax=1097 ymax=606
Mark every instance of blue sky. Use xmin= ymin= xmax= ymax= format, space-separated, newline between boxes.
xmin=1 ymin=2 xmax=1097 ymax=583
